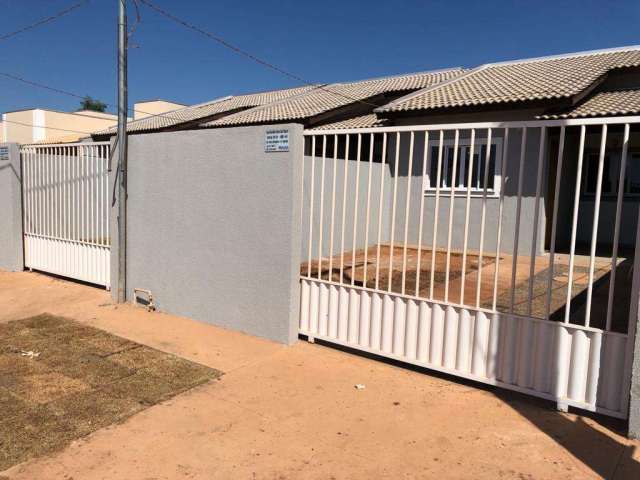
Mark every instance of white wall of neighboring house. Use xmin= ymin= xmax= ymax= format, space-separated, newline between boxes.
xmin=133 ymin=100 xmax=186 ymax=120
xmin=1 ymin=108 xmax=119 ymax=144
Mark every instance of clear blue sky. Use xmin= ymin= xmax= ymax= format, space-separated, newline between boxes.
xmin=2 ymin=0 xmax=640 ymax=114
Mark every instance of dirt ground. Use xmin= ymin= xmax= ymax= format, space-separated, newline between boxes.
xmin=303 ymin=245 xmax=629 ymax=331
xmin=0 ymin=314 xmax=220 ymax=471
xmin=1 ymin=270 xmax=639 ymax=479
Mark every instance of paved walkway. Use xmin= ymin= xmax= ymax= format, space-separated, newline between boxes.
xmin=1 ymin=270 xmax=639 ymax=479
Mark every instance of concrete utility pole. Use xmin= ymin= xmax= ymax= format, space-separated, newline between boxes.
xmin=117 ymin=0 xmax=128 ymax=302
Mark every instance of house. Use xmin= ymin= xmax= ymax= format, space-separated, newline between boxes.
xmin=2 ymin=108 xmax=119 ymax=144
xmin=1 ymin=100 xmax=187 ymax=145
xmin=21 ymin=44 xmax=636 ymax=425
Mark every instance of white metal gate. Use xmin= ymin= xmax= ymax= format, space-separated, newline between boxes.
xmin=21 ymin=142 xmax=111 ymax=287
xmin=300 ymin=118 xmax=640 ymax=419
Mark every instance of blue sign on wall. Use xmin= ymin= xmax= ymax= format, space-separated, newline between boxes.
xmin=0 ymin=146 xmax=9 ymax=162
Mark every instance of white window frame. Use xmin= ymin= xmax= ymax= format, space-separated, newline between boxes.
xmin=424 ymin=137 xmax=503 ymax=197
xmin=583 ymin=150 xmax=640 ymax=198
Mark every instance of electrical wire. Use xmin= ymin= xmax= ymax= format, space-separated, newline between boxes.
xmin=137 ymin=0 xmax=382 ymax=108
xmin=0 ymin=1 xmax=89 ymax=42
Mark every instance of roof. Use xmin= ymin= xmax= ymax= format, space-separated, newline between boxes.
xmin=309 ymin=113 xmax=387 ymax=130
xmin=203 ymin=68 xmax=464 ymax=127
xmin=378 ymin=46 xmax=640 ymax=113
xmin=93 ymin=85 xmax=317 ymax=136
xmin=538 ymin=88 xmax=640 ymax=119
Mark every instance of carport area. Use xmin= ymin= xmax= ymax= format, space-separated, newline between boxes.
xmin=302 ymin=244 xmax=631 ymax=332
xmin=1 ymin=270 xmax=639 ymax=479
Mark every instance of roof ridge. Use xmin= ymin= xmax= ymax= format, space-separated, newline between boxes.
xmin=375 ymin=65 xmax=489 ymax=113
xmin=338 ymin=66 xmax=465 ymax=86
xmin=203 ymin=84 xmax=330 ymax=125
xmin=480 ymin=44 xmax=640 ymax=68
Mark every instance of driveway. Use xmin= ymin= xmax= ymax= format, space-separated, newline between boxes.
xmin=1 ymin=270 xmax=639 ymax=479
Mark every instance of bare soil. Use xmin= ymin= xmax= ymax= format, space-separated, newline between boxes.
xmin=303 ymin=244 xmax=629 ymax=331
xmin=0 ymin=314 xmax=221 ymax=471
xmin=1 ymin=270 xmax=639 ymax=479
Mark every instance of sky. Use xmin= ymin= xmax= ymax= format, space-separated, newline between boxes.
xmin=1 ymin=0 xmax=640 ymax=114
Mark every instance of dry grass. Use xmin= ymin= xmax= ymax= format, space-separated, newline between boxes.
xmin=0 ymin=314 xmax=222 ymax=471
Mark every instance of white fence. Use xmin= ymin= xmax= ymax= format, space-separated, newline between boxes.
xmin=21 ymin=142 xmax=111 ymax=287
xmin=300 ymin=118 xmax=640 ymax=419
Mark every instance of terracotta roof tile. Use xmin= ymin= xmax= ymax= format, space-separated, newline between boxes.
xmin=204 ymin=68 xmax=464 ymax=127
xmin=379 ymin=47 xmax=640 ymax=113
xmin=309 ymin=113 xmax=387 ymax=130
xmin=538 ymin=88 xmax=640 ymax=119
xmin=93 ymin=85 xmax=317 ymax=136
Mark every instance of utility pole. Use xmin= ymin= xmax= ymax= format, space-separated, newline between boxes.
xmin=116 ymin=0 xmax=128 ymax=303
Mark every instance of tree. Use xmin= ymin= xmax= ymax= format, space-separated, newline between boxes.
xmin=79 ymin=96 xmax=107 ymax=113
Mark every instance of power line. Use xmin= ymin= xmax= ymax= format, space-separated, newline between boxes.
xmin=137 ymin=0 xmax=381 ymax=108
xmin=0 ymin=0 xmax=89 ymax=42
xmin=0 ymin=71 xmax=198 ymax=126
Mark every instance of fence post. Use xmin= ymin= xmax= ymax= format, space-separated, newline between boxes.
xmin=626 ymin=205 xmax=640 ymax=438
xmin=0 ymin=143 xmax=24 ymax=272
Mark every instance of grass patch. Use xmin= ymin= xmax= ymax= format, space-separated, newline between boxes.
xmin=0 ymin=314 xmax=222 ymax=471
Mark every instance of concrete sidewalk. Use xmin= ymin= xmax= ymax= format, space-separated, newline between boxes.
xmin=1 ymin=270 xmax=639 ymax=479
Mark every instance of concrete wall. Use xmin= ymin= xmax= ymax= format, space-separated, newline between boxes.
xmin=0 ymin=143 xmax=24 ymax=271
xmin=110 ymin=125 xmax=303 ymax=344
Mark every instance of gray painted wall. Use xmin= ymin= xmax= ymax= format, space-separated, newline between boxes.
xmin=301 ymin=128 xmax=548 ymax=262
xmin=301 ymin=151 xmax=392 ymax=262
xmin=111 ymin=125 xmax=302 ymax=344
xmin=0 ymin=143 xmax=24 ymax=271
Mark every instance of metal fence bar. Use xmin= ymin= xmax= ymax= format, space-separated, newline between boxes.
xmin=304 ymin=115 xmax=640 ymax=136
xmin=606 ymin=124 xmax=630 ymax=331
xmin=306 ymin=137 xmax=316 ymax=277
xmin=460 ymin=129 xmax=475 ymax=305
xmin=584 ymin=124 xmax=608 ymax=328
xmin=475 ymin=128 xmax=492 ymax=308
xmin=387 ymin=132 xmax=401 ymax=292
xmin=328 ymin=135 xmax=338 ymax=278
xmin=401 ymin=132 xmax=415 ymax=295
xmin=362 ymin=133 xmax=374 ymax=287
xmin=351 ymin=134 xmax=362 ymax=286
xmin=317 ymin=136 xmax=327 ymax=280
xmin=527 ymin=127 xmax=547 ymax=316
xmin=509 ymin=127 xmax=527 ymax=313
xmin=429 ymin=130 xmax=444 ymax=300
xmin=492 ymin=128 xmax=510 ymax=311
xmin=415 ymin=131 xmax=429 ymax=296
xmin=375 ymin=133 xmax=387 ymax=290
xmin=444 ymin=129 xmax=459 ymax=302
xmin=565 ymin=126 xmax=587 ymax=323
xmin=340 ymin=134 xmax=350 ymax=281
xmin=545 ymin=127 xmax=566 ymax=320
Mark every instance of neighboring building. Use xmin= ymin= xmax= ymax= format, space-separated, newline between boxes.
xmin=1 ymin=108 xmax=118 ymax=144
xmin=133 ymin=99 xmax=187 ymax=120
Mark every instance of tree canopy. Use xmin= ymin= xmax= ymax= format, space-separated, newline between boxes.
xmin=79 ymin=96 xmax=107 ymax=113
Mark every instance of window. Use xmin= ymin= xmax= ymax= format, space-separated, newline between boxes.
xmin=583 ymin=151 xmax=640 ymax=197
xmin=425 ymin=139 xmax=502 ymax=195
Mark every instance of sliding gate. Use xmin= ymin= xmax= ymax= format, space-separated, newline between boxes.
xmin=20 ymin=142 xmax=111 ymax=287
xmin=300 ymin=118 xmax=640 ymax=419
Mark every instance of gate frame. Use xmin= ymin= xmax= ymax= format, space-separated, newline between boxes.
xmin=300 ymin=116 xmax=640 ymax=421
xmin=20 ymin=141 xmax=111 ymax=288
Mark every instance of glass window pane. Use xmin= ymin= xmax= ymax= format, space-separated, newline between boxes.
xmin=429 ymin=146 xmax=439 ymax=187
xmin=627 ymin=154 xmax=640 ymax=194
